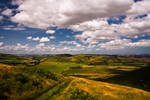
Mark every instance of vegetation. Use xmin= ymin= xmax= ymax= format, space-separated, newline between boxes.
xmin=0 ymin=53 xmax=150 ymax=100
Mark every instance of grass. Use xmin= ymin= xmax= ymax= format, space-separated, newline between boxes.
xmin=1 ymin=54 xmax=150 ymax=100
xmin=34 ymin=57 xmax=150 ymax=91
xmin=94 ymin=66 xmax=150 ymax=91
xmin=0 ymin=63 xmax=65 ymax=100
xmin=37 ymin=77 xmax=150 ymax=100
xmin=35 ymin=59 xmax=83 ymax=73
xmin=37 ymin=78 xmax=72 ymax=100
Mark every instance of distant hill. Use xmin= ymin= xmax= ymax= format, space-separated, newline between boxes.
xmin=46 ymin=54 xmax=150 ymax=66
xmin=0 ymin=53 xmax=24 ymax=65
xmin=0 ymin=53 xmax=45 ymax=66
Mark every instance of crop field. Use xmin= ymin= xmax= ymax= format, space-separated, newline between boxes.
xmin=0 ymin=54 xmax=150 ymax=100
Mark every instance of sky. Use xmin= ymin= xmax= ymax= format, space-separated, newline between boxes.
xmin=0 ymin=0 xmax=150 ymax=54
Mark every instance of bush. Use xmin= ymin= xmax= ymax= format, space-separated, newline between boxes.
xmin=69 ymin=66 xmax=82 ymax=69
xmin=70 ymin=88 xmax=94 ymax=100
xmin=14 ymin=73 xmax=29 ymax=84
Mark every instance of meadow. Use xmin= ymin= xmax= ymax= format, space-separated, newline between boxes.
xmin=0 ymin=53 xmax=150 ymax=100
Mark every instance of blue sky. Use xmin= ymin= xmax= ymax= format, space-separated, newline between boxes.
xmin=0 ymin=0 xmax=150 ymax=54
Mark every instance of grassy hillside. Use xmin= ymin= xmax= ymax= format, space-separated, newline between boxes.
xmin=47 ymin=54 xmax=150 ymax=66
xmin=37 ymin=77 xmax=150 ymax=100
xmin=0 ymin=53 xmax=24 ymax=65
xmin=0 ymin=53 xmax=46 ymax=66
xmin=0 ymin=54 xmax=150 ymax=100
xmin=0 ymin=63 xmax=65 ymax=100
xmin=34 ymin=56 xmax=150 ymax=91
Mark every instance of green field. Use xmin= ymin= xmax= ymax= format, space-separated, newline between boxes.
xmin=0 ymin=54 xmax=150 ymax=100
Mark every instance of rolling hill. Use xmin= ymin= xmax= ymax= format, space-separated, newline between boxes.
xmin=0 ymin=54 xmax=150 ymax=100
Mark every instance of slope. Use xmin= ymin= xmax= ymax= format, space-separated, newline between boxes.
xmin=37 ymin=77 xmax=150 ymax=100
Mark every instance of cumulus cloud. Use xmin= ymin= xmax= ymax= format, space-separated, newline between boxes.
xmin=0 ymin=42 xmax=4 ymax=46
xmin=14 ymin=43 xmax=28 ymax=51
xmin=0 ymin=43 xmax=29 ymax=54
xmin=1 ymin=39 xmax=150 ymax=54
xmin=66 ymin=35 xmax=71 ymax=38
xmin=59 ymin=41 xmax=83 ymax=47
xmin=27 ymin=36 xmax=32 ymax=40
xmin=116 ymin=14 xmax=150 ymax=37
xmin=5 ymin=0 xmax=150 ymax=53
xmin=2 ymin=25 xmax=25 ymax=31
xmin=40 ymin=37 xmax=50 ymax=42
xmin=32 ymin=37 xmax=40 ymax=41
xmin=60 ymin=41 xmax=78 ymax=45
xmin=49 ymin=36 xmax=56 ymax=39
xmin=70 ymin=18 xmax=108 ymax=31
xmin=46 ymin=30 xmax=55 ymax=34
xmin=2 ymin=9 xmax=13 ymax=16
xmin=73 ymin=14 xmax=150 ymax=44
xmin=0 ymin=43 xmax=53 ymax=54
xmin=12 ymin=0 xmax=24 ymax=5
xmin=0 ymin=42 xmax=83 ymax=54
xmin=11 ymin=0 xmax=134 ymax=29
xmin=73 ymin=19 xmax=120 ymax=44
xmin=127 ymin=0 xmax=150 ymax=14
xmin=0 ymin=16 xmax=3 ymax=22
xmin=36 ymin=43 xmax=45 ymax=47
xmin=27 ymin=37 xmax=50 ymax=42
xmin=98 ymin=39 xmax=150 ymax=50
xmin=129 ymin=39 xmax=150 ymax=47
xmin=99 ymin=39 xmax=131 ymax=50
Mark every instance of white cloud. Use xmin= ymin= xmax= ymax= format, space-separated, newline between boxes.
xmin=49 ymin=36 xmax=56 ymax=39
xmin=46 ymin=30 xmax=55 ymax=34
xmin=129 ymin=39 xmax=150 ymax=47
xmin=73 ymin=14 xmax=150 ymax=44
xmin=0 ymin=43 xmax=53 ymax=54
xmin=60 ymin=41 xmax=78 ymax=45
xmin=40 ymin=37 xmax=50 ymax=42
xmin=32 ymin=37 xmax=40 ymax=41
xmin=66 ymin=35 xmax=71 ymax=38
xmin=70 ymin=18 xmax=108 ymax=31
xmin=116 ymin=14 xmax=150 ymax=37
xmin=0 ymin=43 xmax=29 ymax=53
xmin=0 ymin=42 xmax=4 ymax=46
xmin=14 ymin=43 xmax=28 ymax=51
xmin=0 ymin=16 xmax=3 ymax=22
xmin=12 ymin=0 xmax=24 ymax=5
xmin=73 ymin=19 xmax=120 ymax=44
xmin=1 ymin=38 xmax=150 ymax=54
xmin=59 ymin=40 xmax=83 ymax=48
xmin=99 ymin=39 xmax=131 ymax=50
xmin=27 ymin=36 xmax=32 ymax=40
xmin=36 ymin=43 xmax=45 ymax=47
xmin=27 ymin=37 xmax=51 ymax=42
xmin=98 ymin=39 xmax=150 ymax=50
xmin=11 ymin=0 xmax=133 ymax=29
xmin=2 ymin=25 xmax=25 ymax=31
xmin=2 ymin=0 xmax=149 ymax=54
xmin=2 ymin=9 xmax=12 ymax=16
xmin=127 ymin=0 xmax=150 ymax=14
